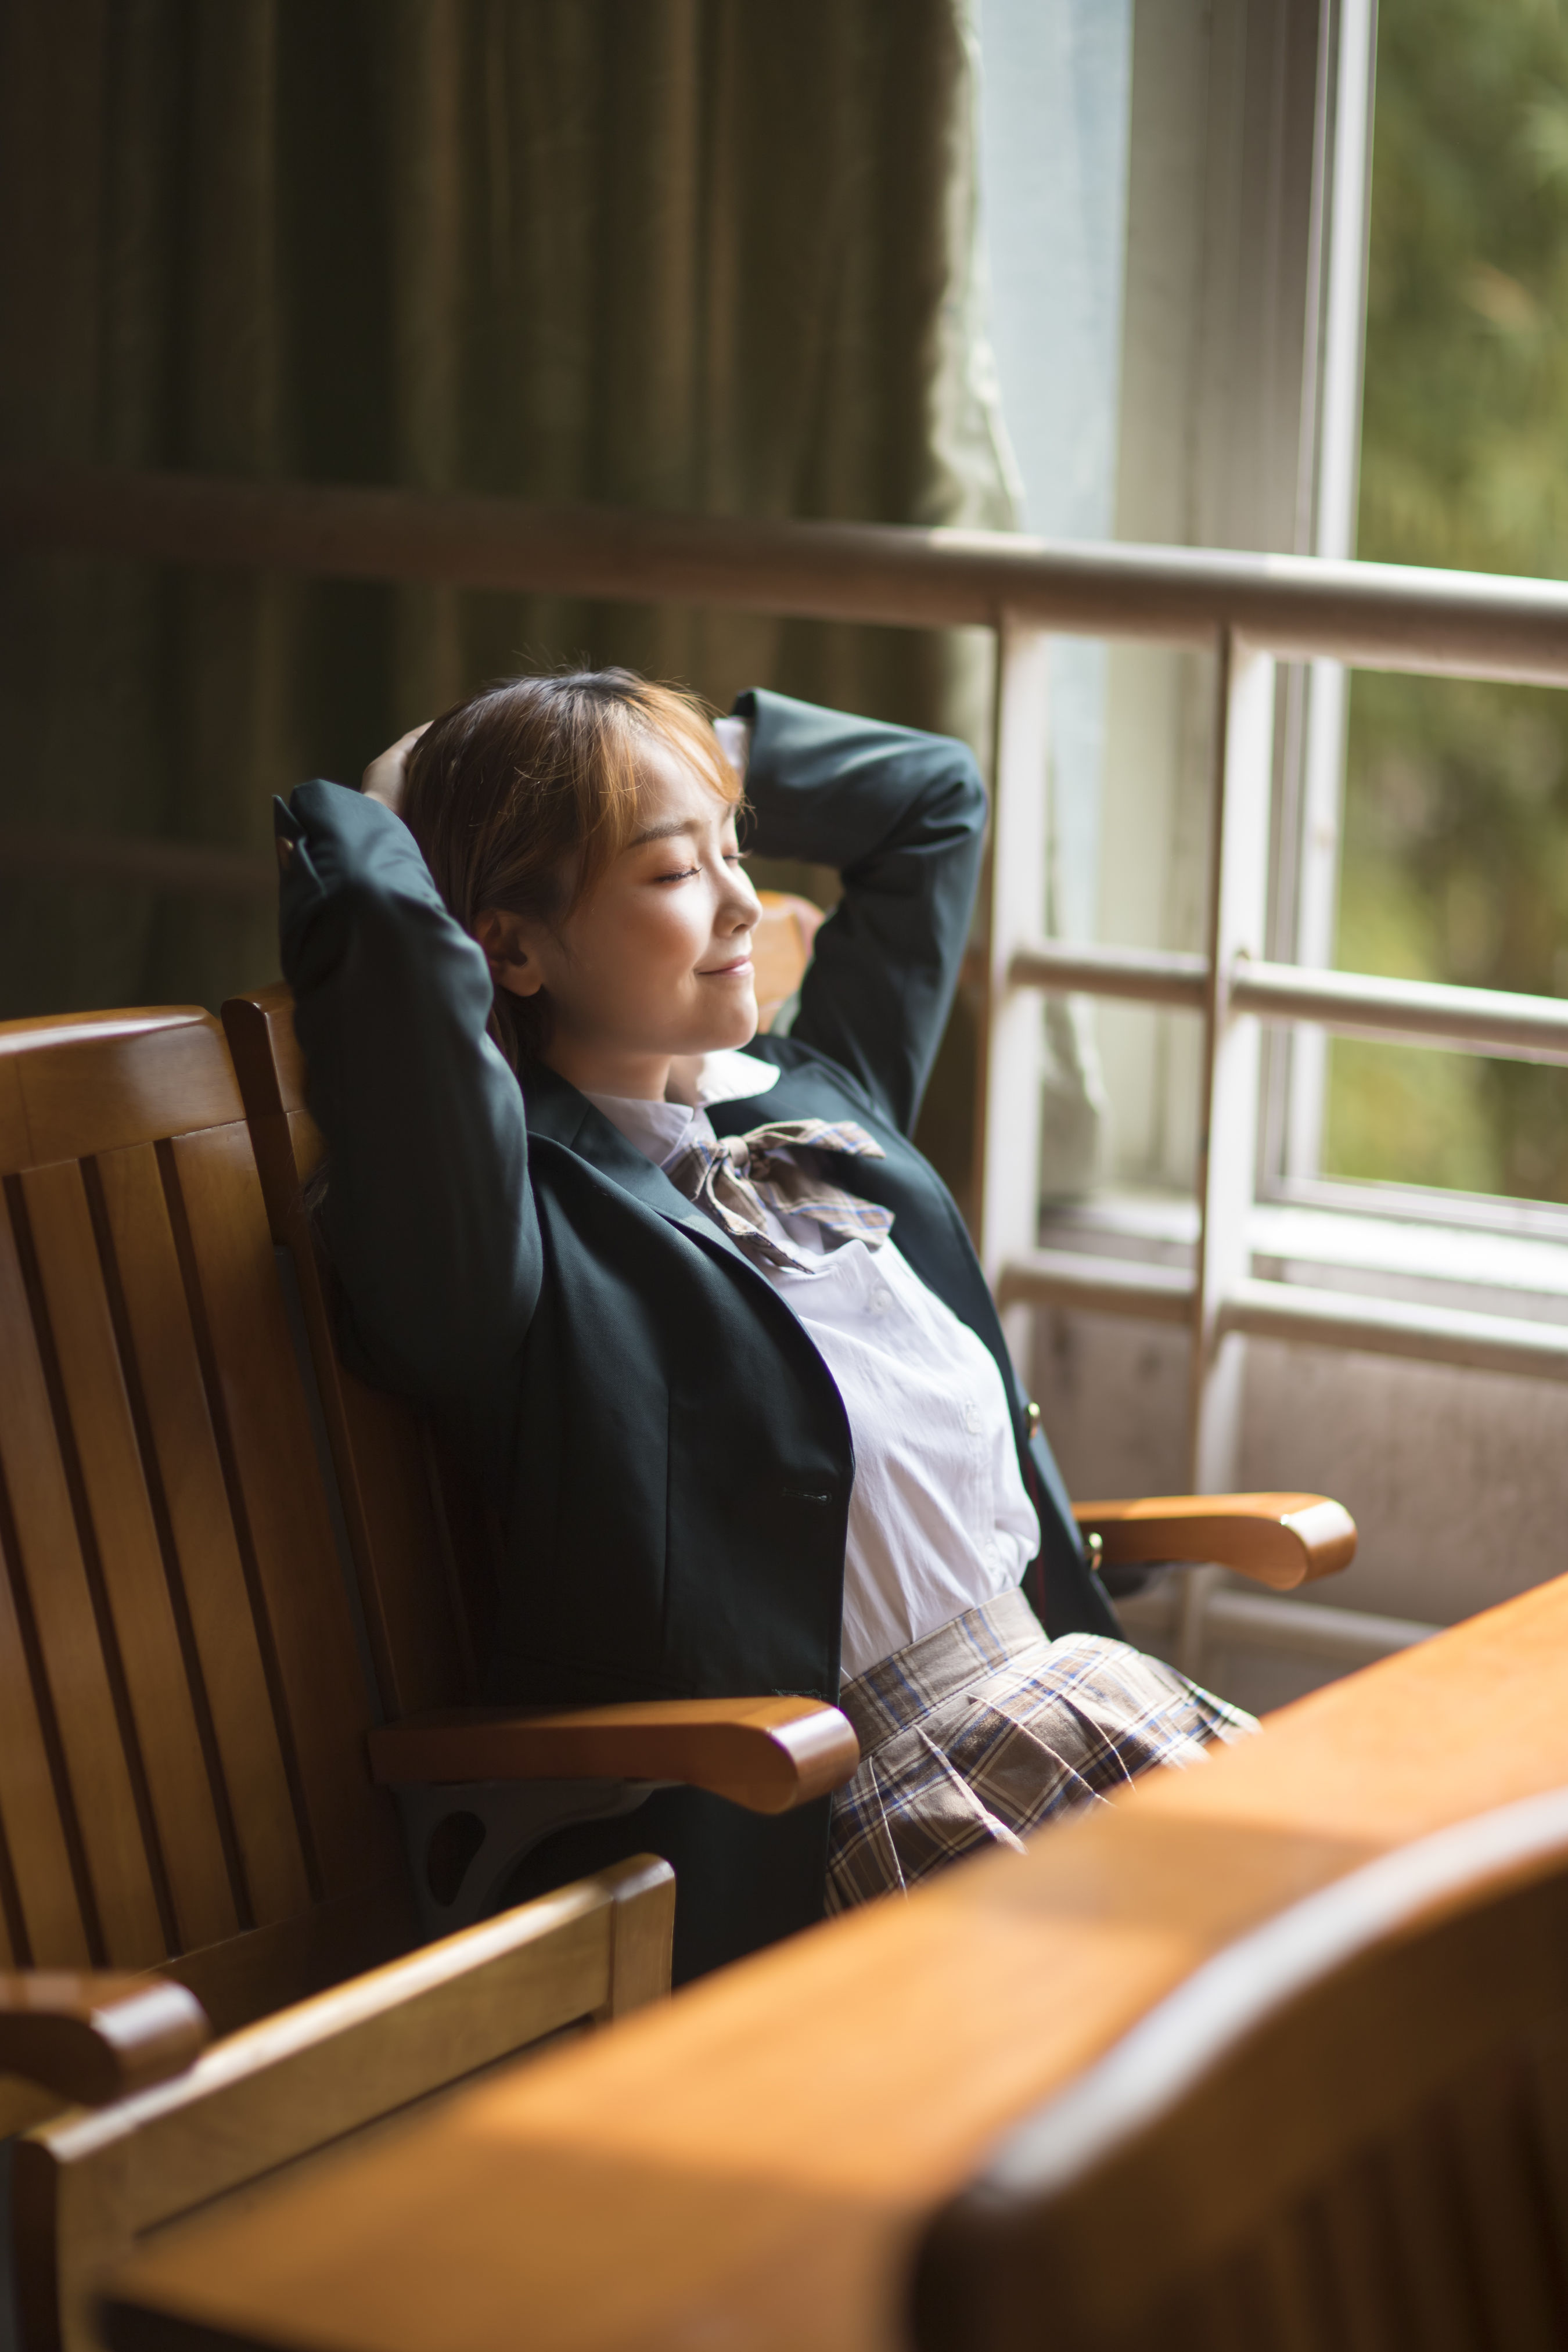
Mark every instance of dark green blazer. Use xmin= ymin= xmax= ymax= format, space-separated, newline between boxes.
xmin=278 ymin=689 xmax=1116 ymax=1979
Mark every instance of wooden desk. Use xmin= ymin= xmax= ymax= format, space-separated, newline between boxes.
xmin=105 ymin=1577 xmax=1568 ymax=2352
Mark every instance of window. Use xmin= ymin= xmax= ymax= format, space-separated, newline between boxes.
xmin=977 ymin=0 xmax=1568 ymax=1716
xmin=1326 ymin=0 xmax=1568 ymax=1209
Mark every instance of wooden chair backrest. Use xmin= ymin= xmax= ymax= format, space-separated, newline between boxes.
xmin=915 ymin=1789 xmax=1568 ymax=2352
xmin=0 ymin=1011 xmax=398 ymax=2051
xmin=751 ymin=890 xmax=822 ymax=1027
xmin=220 ymin=890 xmax=823 ymax=1726
xmin=219 ymin=993 xmax=481 ymax=1725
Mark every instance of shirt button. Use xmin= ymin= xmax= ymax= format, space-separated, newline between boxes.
xmin=963 ymin=1404 xmax=982 ymax=1435
xmin=869 ymin=1289 xmax=893 ymax=1316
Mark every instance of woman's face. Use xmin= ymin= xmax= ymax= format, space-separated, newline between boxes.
xmin=476 ymin=737 xmax=762 ymax=1099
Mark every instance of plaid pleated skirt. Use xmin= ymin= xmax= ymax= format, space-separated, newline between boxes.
xmin=825 ymin=1584 xmax=1258 ymax=1912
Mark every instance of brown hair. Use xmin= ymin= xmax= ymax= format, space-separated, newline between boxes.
xmin=401 ymin=668 xmax=742 ymax=1069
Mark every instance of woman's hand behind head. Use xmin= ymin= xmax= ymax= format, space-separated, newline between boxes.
xmin=361 ymin=722 xmax=432 ymax=815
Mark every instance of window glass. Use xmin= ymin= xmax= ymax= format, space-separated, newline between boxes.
xmin=1328 ymin=0 xmax=1568 ymax=1203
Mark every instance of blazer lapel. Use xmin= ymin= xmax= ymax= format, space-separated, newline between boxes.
xmin=709 ymin=1042 xmax=1005 ymax=1355
xmin=523 ymin=1064 xmax=758 ymax=1272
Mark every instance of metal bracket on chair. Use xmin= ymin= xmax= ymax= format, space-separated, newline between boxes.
xmin=393 ymin=1778 xmax=667 ymax=1938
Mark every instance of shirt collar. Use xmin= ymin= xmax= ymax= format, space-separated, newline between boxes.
xmin=694 ymin=1047 xmax=781 ymax=1107
xmin=584 ymin=1048 xmax=779 ymax=1170
xmin=582 ymin=1092 xmax=706 ymax=1168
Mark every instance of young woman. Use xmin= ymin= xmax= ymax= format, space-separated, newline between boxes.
xmin=278 ymin=672 xmax=1251 ymax=1980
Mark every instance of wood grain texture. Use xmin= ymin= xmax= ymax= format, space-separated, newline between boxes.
xmin=0 ymin=1531 xmax=89 ymax=1970
xmin=0 ymin=1972 xmax=208 ymax=2106
xmin=161 ymin=1879 xmax=418 ymax=2044
xmin=0 ymin=1011 xmax=390 ymax=1997
xmin=0 ymin=1009 xmax=681 ymax=2352
xmin=913 ymin=1794 xmax=1568 ymax=2350
xmin=369 ymin=1696 xmax=861 ymax=1814
xmin=98 ymin=1573 xmax=1568 ymax=2352
xmin=93 ymin=1142 xmax=312 ymax=1930
xmin=0 ymin=1186 xmax=164 ymax=1968
xmin=20 ymin=1157 xmax=239 ymax=1952
xmin=218 ymin=990 xmax=304 ymax=1124
xmin=1075 ymin=1493 xmax=1358 ymax=1588
xmin=161 ymin=1124 xmax=389 ymax=1901
xmin=0 ymin=1012 xmax=242 ymax=1174
xmin=222 ymin=988 xmax=472 ymax=1720
xmin=601 ymin=1861 xmax=675 ymax=2019
xmin=21 ymin=1860 xmax=672 ymax=2352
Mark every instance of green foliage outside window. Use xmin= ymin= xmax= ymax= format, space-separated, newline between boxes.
xmin=1327 ymin=0 xmax=1568 ymax=1202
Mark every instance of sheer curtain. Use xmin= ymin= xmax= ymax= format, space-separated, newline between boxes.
xmin=0 ymin=0 xmax=1013 ymax=1059
xmin=977 ymin=0 xmax=1135 ymax=1195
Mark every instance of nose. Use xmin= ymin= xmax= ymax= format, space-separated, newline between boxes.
xmin=721 ymin=861 xmax=761 ymax=932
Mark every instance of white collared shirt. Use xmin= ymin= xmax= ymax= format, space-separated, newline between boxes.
xmin=584 ymin=1051 xmax=1040 ymax=1678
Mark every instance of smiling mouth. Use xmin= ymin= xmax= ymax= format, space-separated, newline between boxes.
xmin=697 ymin=957 xmax=754 ymax=978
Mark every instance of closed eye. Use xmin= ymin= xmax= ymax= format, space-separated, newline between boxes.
xmin=654 ymin=865 xmax=701 ymax=884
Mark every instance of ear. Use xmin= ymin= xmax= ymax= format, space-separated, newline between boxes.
xmin=473 ymin=908 xmax=547 ymax=999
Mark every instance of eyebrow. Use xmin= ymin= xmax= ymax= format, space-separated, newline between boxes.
xmin=628 ymin=817 xmax=700 ymax=847
xmin=628 ymin=812 xmax=736 ymax=848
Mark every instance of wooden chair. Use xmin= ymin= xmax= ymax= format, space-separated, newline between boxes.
xmin=221 ymin=886 xmax=1355 ymax=1826
xmin=95 ymin=1573 xmax=1568 ymax=2352
xmin=0 ymin=1004 xmax=833 ymax=2352
xmin=220 ymin=906 xmax=861 ymax=1941
xmin=913 ymin=1784 xmax=1568 ymax=2351
xmin=750 ymin=887 xmax=825 ymax=1029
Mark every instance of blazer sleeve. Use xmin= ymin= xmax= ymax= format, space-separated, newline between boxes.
xmin=733 ymin=688 xmax=986 ymax=1135
xmin=276 ymin=780 xmax=542 ymax=1403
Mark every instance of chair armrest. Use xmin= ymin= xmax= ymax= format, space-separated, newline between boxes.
xmin=1074 ymin=1493 xmax=1357 ymax=1591
xmin=29 ymin=1862 xmax=672 ymax=2352
xmin=0 ymin=1972 xmax=210 ymax=2106
xmin=367 ymin=1696 xmax=859 ymax=1814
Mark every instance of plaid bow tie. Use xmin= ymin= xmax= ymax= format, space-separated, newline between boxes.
xmin=667 ymin=1119 xmax=894 ymax=1272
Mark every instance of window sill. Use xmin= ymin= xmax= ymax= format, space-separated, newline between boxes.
xmin=1035 ymin=1188 xmax=1568 ymax=1329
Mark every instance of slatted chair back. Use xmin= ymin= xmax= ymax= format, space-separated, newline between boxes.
xmin=914 ymin=1789 xmax=1568 ymax=2352
xmin=219 ymin=889 xmax=825 ymax=1726
xmin=219 ymin=991 xmax=483 ymax=1727
xmin=0 ymin=1010 xmax=398 ymax=2061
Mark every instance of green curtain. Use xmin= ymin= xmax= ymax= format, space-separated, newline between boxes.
xmin=0 ymin=0 xmax=1012 ymax=1186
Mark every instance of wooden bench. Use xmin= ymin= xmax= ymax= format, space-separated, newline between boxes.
xmin=915 ymin=1784 xmax=1568 ymax=2349
xmin=219 ymin=904 xmax=862 ymax=1944
xmin=100 ymin=1558 xmax=1568 ymax=2352
xmin=0 ymin=1005 xmax=846 ymax=2351
xmin=0 ymin=965 xmax=1354 ymax=2345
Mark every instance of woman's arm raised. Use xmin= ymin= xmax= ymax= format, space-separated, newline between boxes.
xmin=732 ymin=689 xmax=987 ymax=1136
xmin=276 ymin=779 xmax=542 ymax=1404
